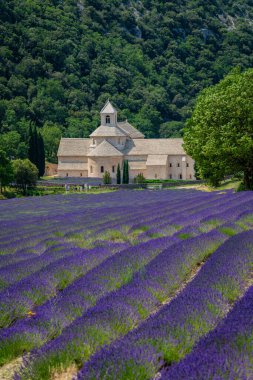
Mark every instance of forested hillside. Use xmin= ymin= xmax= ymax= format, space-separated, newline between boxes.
xmin=0 ymin=0 xmax=252 ymax=162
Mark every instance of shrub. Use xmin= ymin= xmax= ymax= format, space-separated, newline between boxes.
xmin=134 ymin=173 xmax=146 ymax=184
xmin=103 ymin=171 xmax=112 ymax=185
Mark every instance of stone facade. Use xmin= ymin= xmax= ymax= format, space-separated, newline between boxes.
xmin=57 ymin=101 xmax=195 ymax=180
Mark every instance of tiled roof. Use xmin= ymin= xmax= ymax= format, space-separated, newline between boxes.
xmin=100 ymin=100 xmax=117 ymax=114
xmin=87 ymin=140 xmax=123 ymax=157
xmin=57 ymin=138 xmax=90 ymax=156
xmin=117 ymin=121 xmax=144 ymax=139
xmin=90 ymin=126 xmax=127 ymax=137
xmin=125 ymin=138 xmax=185 ymax=155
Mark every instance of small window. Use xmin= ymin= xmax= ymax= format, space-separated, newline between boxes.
xmin=92 ymin=138 xmax=95 ymax=145
xmin=169 ymin=174 xmax=172 ymax=179
xmin=101 ymin=166 xmax=104 ymax=173
xmin=189 ymin=174 xmax=192 ymax=179
xmin=80 ymin=173 xmax=82 ymax=177
xmin=179 ymin=174 xmax=182 ymax=179
xmin=177 ymin=163 xmax=180 ymax=167
xmin=112 ymin=166 xmax=115 ymax=173
xmin=186 ymin=163 xmax=189 ymax=167
xmin=90 ymin=166 xmax=93 ymax=174
xmin=66 ymin=173 xmax=68 ymax=177
xmin=106 ymin=115 xmax=110 ymax=124
xmin=169 ymin=163 xmax=172 ymax=167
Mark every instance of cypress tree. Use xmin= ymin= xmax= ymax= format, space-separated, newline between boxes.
xmin=38 ymin=132 xmax=45 ymax=177
xmin=28 ymin=124 xmax=35 ymax=164
xmin=33 ymin=126 xmax=39 ymax=170
xmin=116 ymin=163 xmax=121 ymax=184
xmin=122 ymin=160 xmax=126 ymax=184
xmin=125 ymin=160 xmax=129 ymax=184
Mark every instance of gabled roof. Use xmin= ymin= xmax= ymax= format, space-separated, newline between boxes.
xmin=125 ymin=139 xmax=185 ymax=155
xmin=100 ymin=100 xmax=117 ymax=114
xmin=146 ymin=155 xmax=168 ymax=166
xmin=87 ymin=140 xmax=123 ymax=157
xmin=117 ymin=121 xmax=144 ymax=139
xmin=57 ymin=138 xmax=90 ymax=156
xmin=90 ymin=126 xmax=127 ymax=137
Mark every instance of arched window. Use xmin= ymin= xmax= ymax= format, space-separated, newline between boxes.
xmin=106 ymin=115 xmax=110 ymax=124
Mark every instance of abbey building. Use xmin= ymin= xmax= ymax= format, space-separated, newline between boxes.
xmin=57 ymin=100 xmax=195 ymax=180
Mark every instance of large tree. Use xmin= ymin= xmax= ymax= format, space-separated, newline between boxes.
xmin=13 ymin=159 xmax=38 ymax=194
xmin=184 ymin=68 xmax=253 ymax=189
xmin=0 ymin=150 xmax=13 ymax=193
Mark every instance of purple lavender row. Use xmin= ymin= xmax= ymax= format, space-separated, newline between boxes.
xmin=161 ymin=284 xmax=253 ymax=380
xmin=0 ymin=190 xmax=202 ymax=256
xmin=0 ymin=191 xmax=223 ymax=287
xmin=76 ymin=230 xmax=253 ymax=380
xmin=0 ymin=194 xmax=237 ymax=348
xmin=140 ymin=192 xmax=253 ymax=239
xmin=0 ymin=196 xmax=233 ymax=362
xmin=0 ymin=236 xmax=177 ymax=365
xmin=16 ymin=228 xmax=227 ymax=379
xmin=0 ymin=244 xmax=126 ymax=328
xmin=0 ymin=196 xmax=203 ymax=282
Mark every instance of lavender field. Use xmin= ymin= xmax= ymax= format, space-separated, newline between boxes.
xmin=0 ymin=189 xmax=253 ymax=380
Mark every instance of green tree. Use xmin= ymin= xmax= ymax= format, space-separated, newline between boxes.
xmin=0 ymin=150 xmax=13 ymax=193
xmin=37 ymin=132 xmax=45 ymax=177
xmin=103 ymin=170 xmax=111 ymax=185
xmin=0 ymin=131 xmax=21 ymax=158
xmin=28 ymin=125 xmax=45 ymax=176
xmin=116 ymin=163 xmax=121 ymax=184
xmin=134 ymin=173 xmax=146 ymax=184
xmin=13 ymin=159 xmax=38 ymax=194
xmin=41 ymin=123 xmax=62 ymax=163
xmin=184 ymin=68 xmax=253 ymax=189
xmin=122 ymin=160 xmax=129 ymax=184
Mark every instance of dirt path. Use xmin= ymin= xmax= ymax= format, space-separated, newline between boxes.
xmin=0 ymin=357 xmax=23 ymax=380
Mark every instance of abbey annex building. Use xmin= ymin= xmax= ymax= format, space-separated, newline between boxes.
xmin=57 ymin=101 xmax=195 ymax=180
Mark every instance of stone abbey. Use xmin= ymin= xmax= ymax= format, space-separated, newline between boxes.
xmin=57 ymin=100 xmax=195 ymax=180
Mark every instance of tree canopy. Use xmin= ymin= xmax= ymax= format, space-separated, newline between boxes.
xmin=0 ymin=150 xmax=13 ymax=193
xmin=183 ymin=68 xmax=253 ymax=188
xmin=0 ymin=0 xmax=252 ymax=162
xmin=13 ymin=159 xmax=38 ymax=194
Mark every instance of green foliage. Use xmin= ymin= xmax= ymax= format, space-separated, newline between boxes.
xmin=41 ymin=123 xmax=62 ymax=163
xmin=184 ymin=68 xmax=253 ymax=188
xmin=122 ymin=160 xmax=129 ymax=184
xmin=103 ymin=170 xmax=112 ymax=185
xmin=13 ymin=159 xmax=38 ymax=194
xmin=0 ymin=0 xmax=252 ymax=161
xmin=0 ymin=150 xmax=14 ymax=193
xmin=116 ymin=163 xmax=121 ymax=184
xmin=28 ymin=126 xmax=45 ymax=177
xmin=134 ymin=173 xmax=146 ymax=184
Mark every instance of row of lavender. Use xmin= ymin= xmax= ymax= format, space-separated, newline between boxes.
xmin=0 ymin=189 xmax=252 ymax=379
xmin=1 ymin=190 xmax=251 ymax=362
xmin=161 ymin=284 xmax=253 ymax=379
xmin=15 ymin=224 xmax=253 ymax=379
xmin=1 ymin=189 xmax=240 ymax=328
xmin=76 ymin=230 xmax=253 ymax=380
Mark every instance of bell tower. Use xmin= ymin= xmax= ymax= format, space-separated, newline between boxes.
xmin=100 ymin=100 xmax=117 ymax=127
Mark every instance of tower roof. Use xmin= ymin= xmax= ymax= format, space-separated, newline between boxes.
xmin=100 ymin=100 xmax=117 ymax=114
xmin=87 ymin=140 xmax=123 ymax=157
xmin=90 ymin=126 xmax=127 ymax=137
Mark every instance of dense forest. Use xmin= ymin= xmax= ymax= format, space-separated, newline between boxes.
xmin=0 ymin=0 xmax=252 ymax=162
